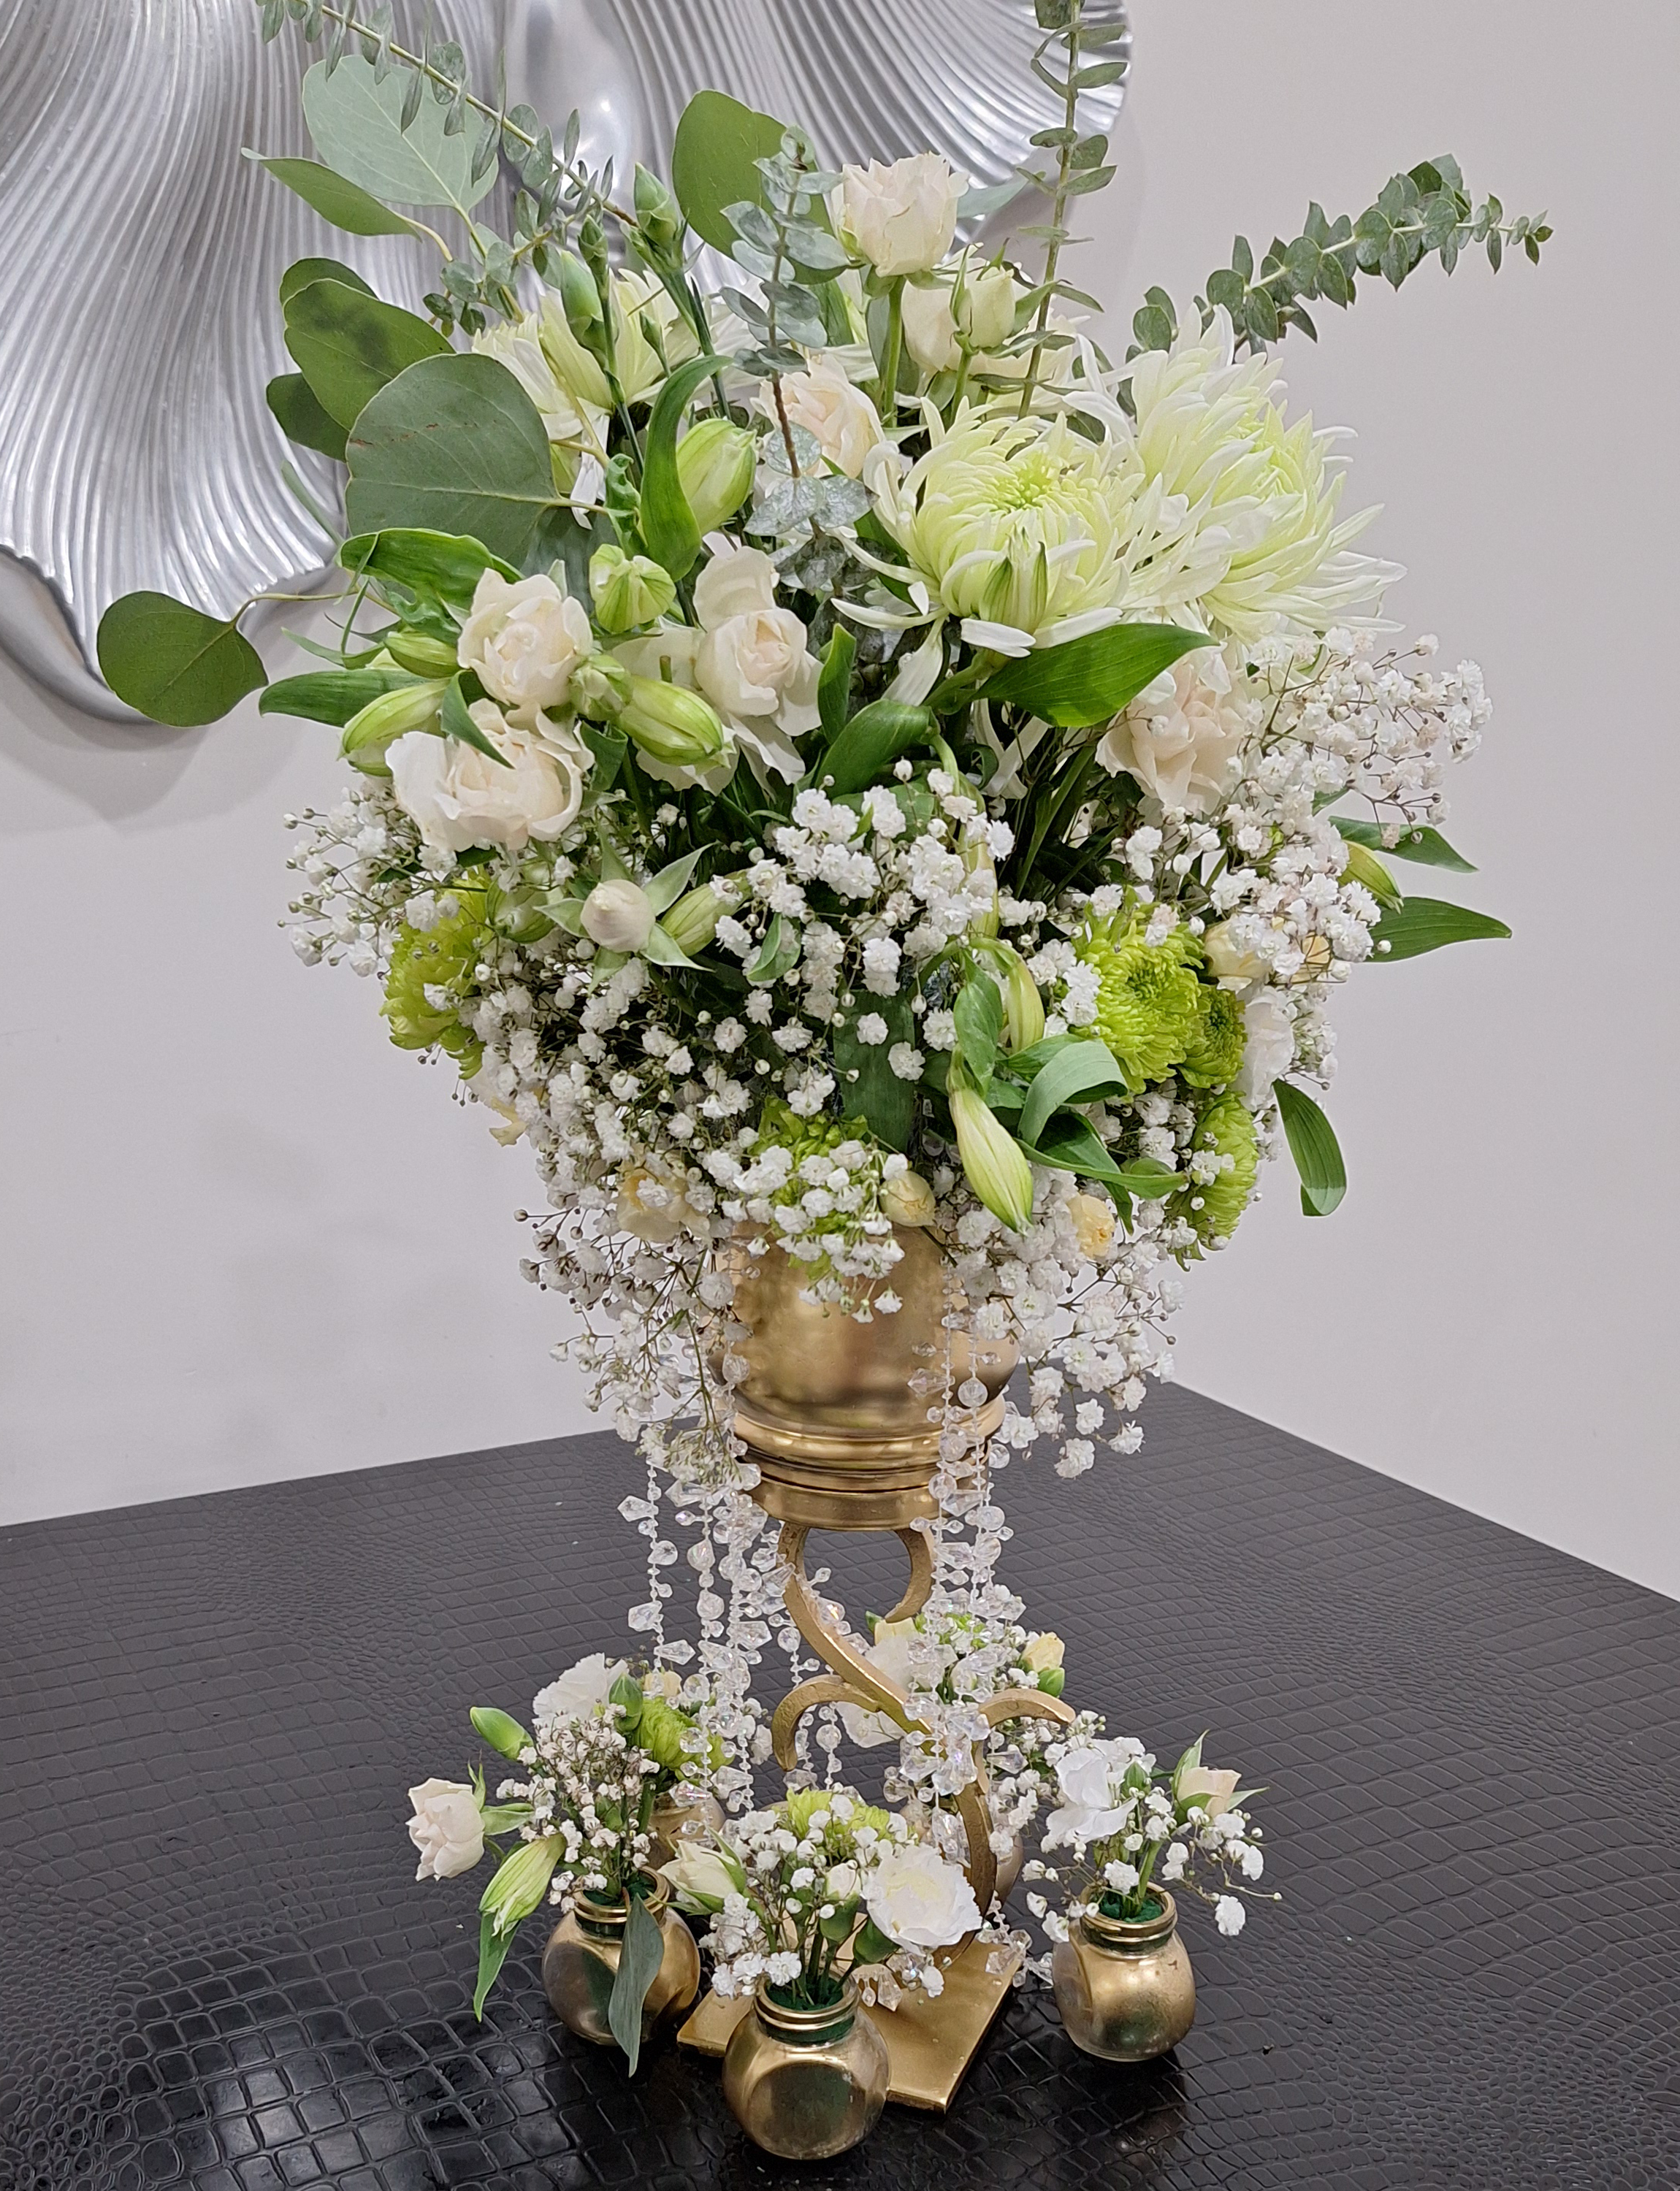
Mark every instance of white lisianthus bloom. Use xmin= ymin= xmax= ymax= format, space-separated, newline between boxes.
xmin=458 ymin=570 xmax=595 ymax=714
xmin=581 ymin=877 xmax=655 ymax=953
xmin=772 ymin=354 xmax=884 ymax=477
xmin=532 ymin=1652 xmax=626 ymax=1730
xmin=1237 ymin=993 xmax=1297 ymax=1103
xmin=660 ymin=1842 xmax=746 ymax=1913
xmin=865 ymin=1843 xmax=982 ymax=1949
xmin=1096 ymin=649 xmax=1259 ymax=815
xmin=834 ymin=153 xmax=964 ymax=276
xmin=388 ymin=702 xmax=585 ymax=855
xmin=406 ymin=1778 xmax=484 ymax=1881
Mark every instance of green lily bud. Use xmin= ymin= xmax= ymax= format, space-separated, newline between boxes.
xmin=949 ymin=1085 xmax=1035 ymax=1234
xmin=556 ymin=249 xmax=608 ymax=359
xmin=662 ymin=882 xmax=726 ymax=955
xmin=384 ymin=628 xmax=461 ymax=677
xmin=1339 ymin=841 xmax=1404 ymax=910
xmin=620 ymin=676 xmax=726 ymax=765
xmin=990 ymin=941 xmax=1046 ymax=1052
xmin=633 ymin=162 xmax=684 ymax=252
xmin=478 ymin=1835 xmax=563 ymax=1938
xmin=589 ymin=545 xmax=678 ymax=635
xmin=340 ymin=678 xmax=448 ymax=774
xmin=675 ymin=417 xmax=757 ymax=533
xmin=470 ymin=1706 xmax=530 ymax=1760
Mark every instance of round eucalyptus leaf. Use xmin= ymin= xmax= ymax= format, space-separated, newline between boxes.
xmin=95 ymin=594 xmax=265 ymax=727
xmin=283 ymin=278 xmax=450 ymax=429
xmin=302 ymin=54 xmax=497 ymax=213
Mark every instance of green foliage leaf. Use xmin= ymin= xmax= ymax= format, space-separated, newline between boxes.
xmin=978 ymin=623 xmax=1215 ymax=730
xmin=248 ymin=152 xmax=420 ymax=235
xmin=284 ymin=278 xmax=450 ymax=429
xmin=1332 ymin=816 xmax=1475 ymax=873
xmin=302 ymin=53 xmax=497 ymax=211
xmin=441 ymin=671 xmax=512 ymax=765
xmin=473 ymin=1908 xmax=515 ymax=2019
xmin=266 ymin=372 xmax=348 ymax=461
xmin=638 ymin=355 xmax=726 ymax=581
xmin=259 ymin=668 xmax=411 ymax=726
xmin=1018 ymin=1037 xmax=1129 ymax=1149
xmin=608 ymin=1892 xmax=665 ymax=2075
xmin=340 ymin=527 xmax=519 ymax=609
xmin=671 ymin=89 xmax=786 ymax=252
xmin=747 ymin=911 xmax=802 ymax=984
xmin=345 ymin=354 xmax=559 ymax=565
xmin=852 ymin=1918 xmax=899 ymax=1967
xmin=279 ymin=255 xmax=374 ymax=310
xmin=818 ymin=700 xmax=933 ymax=795
xmin=817 ymin=624 xmax=855 ymax=743
xmin=1273 ymin=1079 xmax=1347 ymax=1216
xmin=835 ymin=991 xmax=915 ymax=1151
xmin=96 ymin=594 xmax=264 ymax=727
xmin=1368 ymin=897 xmax=1511 ymax=961
xmin=470 ymin=1706 xmax=531 ymax=1760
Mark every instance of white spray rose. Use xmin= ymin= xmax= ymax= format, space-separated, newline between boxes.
xmin=901 ymin=264 xmax=1018 ymax=374
xmin=457 ymin=569 xmax=595 ymax=714
xmin=388 ymin=703 xmax=585 ymax=855
xmin=1204 ymin=917 xmax=1272 ymax=984
xmin=1177 ymin=1764 xmax=1242 ymax=1819
xmin=660 ymin=1842 xmax=746 ymax=1912
xmin=1068 ymin=1192 xmax=1116 ymax=1258
xmin=692 ymin=544 xmax=822 ymax=768
xmin=581 ymin=878 xmax=655 ymax=953
xmin=406 ymin=1778 xmax=484 ymax=1881
xmin=532 ymin=1653 xmax=626 ymax=1731
xmin=836 ymin=153 xmax=965 ymax=276
xmin=1096 ymin=651 xmax=1256 ymax=816
xmin=774 ymin=355 xmax=884 ymax=478
xmin=865 ymin=1843 xmax=982 ymax=1949
xmin=1237 ymin=992 xmax=1297 ymax=1103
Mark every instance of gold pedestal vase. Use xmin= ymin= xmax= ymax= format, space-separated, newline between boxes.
xmin=721 ymin=1976 xmax=890 ymax=2161
xmin=542 ymin=1874 xmax=701 ymax=2050
xmin=647 ymin=1784 xmax=727 ymax=1868
xmin=1050 ymin=1890 xmax=1196 ymax=2062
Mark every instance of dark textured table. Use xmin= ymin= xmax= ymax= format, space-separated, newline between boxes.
xmin=3 ymin=1385 xmax=1677 ymax=2191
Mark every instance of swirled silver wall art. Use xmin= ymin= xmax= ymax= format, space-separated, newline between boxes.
xmin=0 ymin=0 xmax=1128 ymax=721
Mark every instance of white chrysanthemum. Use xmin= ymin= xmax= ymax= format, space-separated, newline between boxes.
xmin=1126 ymin=310 xmax=1402 ymax=640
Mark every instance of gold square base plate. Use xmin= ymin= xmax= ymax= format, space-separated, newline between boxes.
xmin=676 ymin=1938 xmax=1023 ymax=2113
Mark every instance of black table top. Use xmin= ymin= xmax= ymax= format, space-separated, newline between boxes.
xmin=2 ymin=1385 xmax=1676 ymax=2191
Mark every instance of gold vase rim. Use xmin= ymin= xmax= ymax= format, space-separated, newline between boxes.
xmin=1080 ymin=1886 xmax=1178 ymax=1951
xmin=752 ymin=1972 xmax=860 ymax=2041
xmin=573 ymin=1871 xmax=671 ymax=1930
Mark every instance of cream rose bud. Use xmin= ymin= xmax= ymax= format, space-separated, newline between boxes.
xmin=388 ymin=705 xmax=584 ymax=855
xmin=961 ymin=263 xmax=1018 ymax=351
xmin=581 ymin=877 xmax=654 ymax=953
xmin=616 ymin=1166 xmax=693 ymax=1244
xmin=407 ymin=1778 xmax=484 ymax=1882
xmin=901 ymin=282 xmax=961 ymax=375
xmin=457 ymin=569 xmax=595 ymax=714
xmin=692 ymin=547 xmax=822 ymax=736
xmin=532 ymin=1652 xmax=627 ymax=1729
xmin=901 ymin=264 xmax=1017 ymax=375
xmin=1203 ymin=919 xmax=1270 ymax=984
xmin=774 ymin=356 xmax=884 ymax=479
xmin=879 ymin=1169 xmax=936 ymax=1226
xmin=1177 ymin=1764 xmax=1242 ymax=1818
xmin=659 ymin=1842 xmax=744 ymax=1913
xmin=1068 ymin=1191 xmax=1116 ymax=1259
xmin=1022 ymin=1632 xmax=1064 ymax=1674
xmin=836 ymin=153 xmax=964 ymax=277
xmin=864 ymin=1844 xmax=982 ymax=1950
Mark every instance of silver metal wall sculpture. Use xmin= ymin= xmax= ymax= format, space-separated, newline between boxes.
xmin=0 ymin=0 xmax=1129 ymax=721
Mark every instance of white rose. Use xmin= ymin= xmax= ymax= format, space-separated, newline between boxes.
xmin=901 ymin=264 xmax=1018 ymax=374
xmin=774 ymin=355 xmax=883 ymax=477
xmin=1203 ymin=917 xmax=1272 ymax=984
xmin=581 ymin=877 xmax=655 ymax=953
xmin=1237 ymin=992 xmax=1297 ymax=1103
xmin=1068 ymin=1192 xmax=1115 ymax=1258
xmin=1096 ymin=652 xmax=1256 ymax=816
xmin=532 ymin=1652 xmax=626 ymax=1732
xmin=388 ymin=703 xmax=586 ymax=855
xmin=457 ymin=569 xmax=595 ymax=714
xmin=406 ymin=1778 xmax=484 ymax=1882
xmin=1021 ymin=1632 xmax=1064 ymax=1674
xmin=690 ymin=545 xmax=821 ymax=768
xmin=825 ymin=1861 xmax=860 ymax=1904
xmin=660 ymin=1842 xmax=745 ymax=1912
xmin=864 ymin=1843 xmax=982 ymax=1950
xmin=836 ymin=153 xmax=964 ymax=277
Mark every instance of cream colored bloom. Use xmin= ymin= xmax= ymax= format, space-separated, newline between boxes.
xmin=1203 ymin=918 xmax=1272 ymax=984
xmin=1096 ymin=649 xmax=1258 ymax=816
xmin=1022 ymin=1632 xmax=1064 ymax=1673
xmin=616 ymin=1165 xmax=695 ymax=1244
xmin=532 ymin=1653 xmax=625 ymax=1729
xmin=1068 ymin=1192 xmax=1116 ymax=1259
xmin=388 ymin=703 xmax=584 ymax=855
xmin=835 ymin=153 xmax=964 ymax=276
xmin=1177 ymin=1763 xmax=1242 ymax=1818
xmin=407 ymin=1778 xmax=484 ymax=1881
xmin=458 ymin=570 xmax=595 ymax=714
xmin=865 ymin=1843 xmax=982 ymax=1949
xmin=773 ymin=355 xmax=883 ymax=477
xmin=879 ymin=1169 xmax=937 ymax=1226
xmin=581 ymin=878 xmax=655 ymax=954
xmin=902 ymin=263 xmax=1019 ymax=373
xmin=660 ymin=1841 xmax=744 ymax=1913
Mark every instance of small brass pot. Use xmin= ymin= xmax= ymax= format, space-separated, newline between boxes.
xmin=647 ymin=1783 xmax=728 ymax=1868
xmin=721 ymin=1975 xmax=890 ymax=2160
xmin=541 ymin=1874 xmax=700 ymax=2052
xmin=1050 ymin=1890 xmax=1196 ymax=2062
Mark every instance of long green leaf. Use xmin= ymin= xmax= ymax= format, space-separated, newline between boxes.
xmin=345 ymin=354 xmax=559 ymax=565
xmin=819 ymin=701 xmax=933 ymax=795
xmin=96 ymin=594 xmax=264 ymax=727
xmin=953 ymin=968 xmax=1004 ymax=1095
xmin=1019 ymin=1114 xmax=1180 ymax=1201
xmin=259 ymin=668 xmax=411 ymax=727
xmin=442 ymin=673 xmax=512 ymax=766
xmin=978 ymin=622 xmax=1215 ymax=729
xmin=248 ymin=151 xmax=420 ymax=235
xmin=266 ymin=372 xmax=348 ymax=462
xmin=639 ymin=355 xmax=726 ymax=581
xmin=817 ymin=625 xmax=856 ymax=744
xmin=1334 ymin=815 xmax=1476 ymax=873
xmin=339 ymin=527 xmax=519 ymax=609
xmin=302 ymin=53 xmax=497 ymax=212
xmin=1368 ymin=897 xmax=1511 ymax=962
xmin=284 ymin=278 xmax=450 ymax=429
xmin=1273 ymin=1079 xmax=1347 ymax=1216
xmin=473 ymin=1908 xmax=516 ymax=2019
xmin=670 ymin=89 xmax=786 ymax=252
xmin=835 ymin=991 xmax=916 ymax=1151
xmin=608 ymin=1892 xmax=666 ymax=2075
xmin=1018 ymin=1038 xmax=1129 ymax=1149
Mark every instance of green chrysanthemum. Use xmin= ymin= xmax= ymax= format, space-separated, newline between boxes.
xmin=382 ymin=892 xmax=488 ymax=1072
xmin=1175 ymin=1093 xmax=1259 ymax=1247
xmin=1077 ymin=914 xmax=1203 ymax=1084
xmin=1179 ymin=984 xmax=1245 ymax=1089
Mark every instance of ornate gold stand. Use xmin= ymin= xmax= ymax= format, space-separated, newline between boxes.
xmin=679 ymin=1241 xmax=1074 ymax=2107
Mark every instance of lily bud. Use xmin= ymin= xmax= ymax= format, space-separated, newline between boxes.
xmin=662 ymin=882 xmax=725 ymax=955
xmin=470 ymin=1706 xmax=530 ymax=1760
xmin=589 ymin=545 xmax=677 ymax=634
xmin=340 ymin=678 xmax=448 ymax=774
xmin=620 ymin=676 xmax=726 ymax=765
xmin=949 ymin=1085 xmax=1035 ymax=1234
xmin=675 ymin=417 xmax=757 ymax=533
xmin=991 ymin=941 xmax=1046 ymax=1052
xmin=633 ymin=162 xmax=684 ymax=252
xmin=1339 ymin=841 xmax=1403 ymax=910
xmin=879 ymin=1169 xmax=937 ymax=1226
xmin=555 ymin=250 xmax=608 ymax=359
xmin=478 ymin=1835 xmax=563 ymax=1937
xmin=385 ymin=629 xmax=462 ymax=676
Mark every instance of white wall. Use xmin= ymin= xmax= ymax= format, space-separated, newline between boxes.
xmin=2 ymin=0 xmax=1676 ymax=1595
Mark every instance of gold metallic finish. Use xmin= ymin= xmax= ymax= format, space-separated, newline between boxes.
xmin=720 ymin=1976 xmax=890 ymax=2160
xmin=541 ymin=1874 xmax=701 ymax=2049
xmin=646 ymin=1785 xmax=727 ymax=1869
xmin=1050 ymin=1890 xmax=1196 ymax=2062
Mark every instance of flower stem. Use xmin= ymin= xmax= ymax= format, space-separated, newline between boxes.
xmin=1017 ymin=0 xmax=1085 ymax=418
xmin=876 ymin=278 xmax=906 ymax=422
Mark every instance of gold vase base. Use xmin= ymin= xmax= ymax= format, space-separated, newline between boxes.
xmin=678 ymin=1935 xmax=1023 ymax=2113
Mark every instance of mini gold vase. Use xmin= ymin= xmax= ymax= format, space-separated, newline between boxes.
xmin=1050 ymin=1890 xmax=1196 ymax=2062
xmin=647 ymin=1783 xmax=728 ymax=1868
xmin=541 ymin=1875 xmax=700 ymax=2052
xmin=721 ymin=1976 xmax=890 ymax=2160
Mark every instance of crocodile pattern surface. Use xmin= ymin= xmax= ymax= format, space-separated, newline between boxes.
xmin=2 ymin=1384 xmax=1677 ymax=2190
